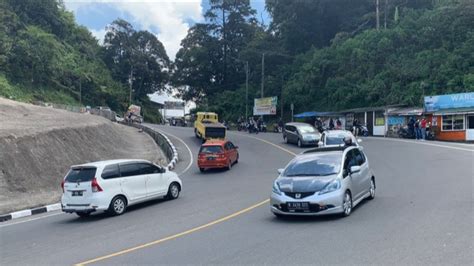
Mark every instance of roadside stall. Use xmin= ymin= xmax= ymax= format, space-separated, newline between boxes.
xmin=386 ymin=107 xmax=424 ymax=137
xmin=425 ymin=92 xmax=474 ymax=141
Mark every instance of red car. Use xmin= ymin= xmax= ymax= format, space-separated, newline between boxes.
xmin=198 ymin=140 xmax=239 ymax=172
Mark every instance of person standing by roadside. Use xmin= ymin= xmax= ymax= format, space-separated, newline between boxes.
xmin=420 ymin=117 xmax=427 ymax=141
xmin=336 ymin=118 xmax=342 ymax=130
xmin=414 ymin=119 xmax=421 ymax=140
xmin=353 ymin=118 xmax=359 ymax=137
xmin=329 ymin=118 xmax=335 ymax=130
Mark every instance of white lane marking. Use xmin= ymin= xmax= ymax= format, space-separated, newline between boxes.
xmin=369 ymin=137 xmax=474 ymax=152
xmin=0 ymin=212 xmax=63 ymax=228
xmin=157 ymin=130 xmax=194 ymax=176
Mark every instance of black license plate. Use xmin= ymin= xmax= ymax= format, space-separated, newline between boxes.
xmin=207 ymin=157 xmax=216 ymax=161
xmin=72 ymin=191 xmax=83 ymax=196
xmin=287 ymin=202 xmax=309 ymax=210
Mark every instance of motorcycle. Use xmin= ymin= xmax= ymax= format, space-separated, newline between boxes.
xmin=247 ymin=123 xmax=258 ymax=134
xmin=258 ymin=122 xmax=267 ymax=133
xmin=359 ymin=125 xmax=369 ymax=137
xmin=273 ymin=123 xmax=282 ymax=133
xmin=398 ymin=126 xmax=415 ymax=139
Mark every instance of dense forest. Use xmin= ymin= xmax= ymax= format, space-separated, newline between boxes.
xmin=1 ymin=0 xmax=473 ymax=123
xmin=174 ymin=0 xmax=474 ymax=122
xmin=0 ymin=0 xmax=168 ymax=122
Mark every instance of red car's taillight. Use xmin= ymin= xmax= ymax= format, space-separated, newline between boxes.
xmin=91 ymin=177 xmax=103 ymax=192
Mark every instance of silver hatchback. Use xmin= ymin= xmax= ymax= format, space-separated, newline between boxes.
xmin=283 ymin=122 xmax=321 ymax=147
xmin=271 ymin=146 xmax=375 ymax=217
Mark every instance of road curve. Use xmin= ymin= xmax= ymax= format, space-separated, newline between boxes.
xmin=0 ymin=126 xmax=472 ymax=265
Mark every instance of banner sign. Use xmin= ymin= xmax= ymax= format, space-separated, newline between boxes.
xmin=388 ymin=116 xmax=406 ymax=125
xmin=253 ymin=96 xmax=278 ymax=115
xmin=424 ymin=92 xmax=474 ymax=112
xmin=164 ymin=101 xmax=185 ymax=110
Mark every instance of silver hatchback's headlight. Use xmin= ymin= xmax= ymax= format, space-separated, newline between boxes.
xmin=272 ymin=181 xmax=282 ymax=195
xmin=318 ymin=179 xmax=341 ymax=195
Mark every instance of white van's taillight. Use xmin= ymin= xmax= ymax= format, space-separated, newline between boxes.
xmin=91 ymin=177 xmax=103 ymax=192
xmin=61 ymin=180 xmax=65 ymax=193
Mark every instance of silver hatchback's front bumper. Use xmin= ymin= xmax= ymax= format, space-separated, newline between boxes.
xmin=270 ymin=190 xmax=345 ymax=216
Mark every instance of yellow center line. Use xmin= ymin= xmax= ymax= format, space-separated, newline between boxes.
xmin=229 ymin=131 xmax=297 ymax=156
xmin=76 ymin=199 xmax=269 ymax=265
xmin=76 ymin=133 xmax=294 ymax=265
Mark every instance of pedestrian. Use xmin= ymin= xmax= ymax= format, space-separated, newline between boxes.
xmin=353 ymin=118 xmax=359 ymax=136
xmin=329 ymin=118 xmax=335 ymax=130
xmin=336 ymin=118 xmax=342 ymax=130
xmin=420 ymin=117 xmax=427 ymax=141
xmin=408 ymin=117 xmax=415 ymax=137
xmin=414 ymin=119 xmax=421 ymax=140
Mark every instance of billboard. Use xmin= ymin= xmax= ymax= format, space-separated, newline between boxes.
xmin=253 ymin=96 xmax=278 ymax=115
xmin=164 ymin=101 xmax=185 ymax=110
xmin=424 ymin=92 xmax=474 ymax=112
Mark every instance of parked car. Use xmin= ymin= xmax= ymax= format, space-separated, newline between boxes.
xmin=283 ymin=122 xmax=321 ymax=147
xmin=198 ymin=139 xmax=239 ymax=172
xmin=271 ymin=146 xmax=376 ymax=217
xmin=114 ymin=114 xmax=124 ymax=123
xmin=318 ymin=130 xmax=361 ymax=147
xmin=61 ymin=159 xmax=182 ymax=217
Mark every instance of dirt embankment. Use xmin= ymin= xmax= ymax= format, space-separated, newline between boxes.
xmin=0 ymin=97 xmax=166 ymax=214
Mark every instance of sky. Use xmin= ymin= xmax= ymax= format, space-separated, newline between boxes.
xmin=64 ymin=0 xmax=270 ymax=60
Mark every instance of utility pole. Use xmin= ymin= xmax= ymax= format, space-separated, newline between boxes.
xmin=245 ymin=61 xmax=249 ymax=119
xmin=261 ymin=53 xmax=265 ymax=98
xmin=376 ymin=0 xmax=380 ymax=30
xmin=129 ymin=68 xmax=133 ymax=105
xmin=79 ymin=77 xmax=82 ymax=105
xmin=384 ymin=0 xmax=388 ymax=29
xmin=280 ymin=86 xmax=284 ymax=120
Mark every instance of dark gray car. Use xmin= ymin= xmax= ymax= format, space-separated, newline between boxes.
xmin=283 ymin=122 xmax=320 ymax=147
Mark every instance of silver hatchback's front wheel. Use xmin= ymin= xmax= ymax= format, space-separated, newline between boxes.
xmin=368 ymin=178 xmax=375 ymax=200
xmin=341 ymin=191 xmax=352 ymax=217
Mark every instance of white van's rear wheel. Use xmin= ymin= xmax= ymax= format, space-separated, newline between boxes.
xmin=108 ymin=196 xmax=127 ymax=216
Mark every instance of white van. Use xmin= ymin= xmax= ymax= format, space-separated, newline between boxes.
xmin=61 ymin=159 xmax=182 ymax=217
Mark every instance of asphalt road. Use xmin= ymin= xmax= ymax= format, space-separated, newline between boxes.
xmin=1 ymin=126 xmax=473 ymax=265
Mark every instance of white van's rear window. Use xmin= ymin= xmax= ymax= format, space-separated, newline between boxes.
xmin=66 ymin=167 xmax=96 ymax=183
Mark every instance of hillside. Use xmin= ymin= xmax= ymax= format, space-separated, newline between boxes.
xmin=0 ymin=97 xmax=165 ymax=214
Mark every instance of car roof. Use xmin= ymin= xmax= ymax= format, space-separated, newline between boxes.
xmin=72 ymin=159 xmax=151 ymax=168
xmin=325 ymin=130 xmax=353 ymax=136
xmin=285 ymin=122 xmax=313 ymax=127
xmin=202 ymin=139 xmax=227 ymax=146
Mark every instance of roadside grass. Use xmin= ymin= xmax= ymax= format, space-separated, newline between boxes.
xmin=0 ymin=74 xmax=79 ymax=105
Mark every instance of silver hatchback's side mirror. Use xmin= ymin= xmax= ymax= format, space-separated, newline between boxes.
xmin=350 ymin=165 xmax=361 ymax=174
xmin=277 ymin=168 xmax=284 ymax=175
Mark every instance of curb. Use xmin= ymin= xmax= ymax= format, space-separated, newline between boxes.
xmin=0 ymin=203 xmax=61 ymax=222
xmin=146 ymin=126 xmax=179 ymax=171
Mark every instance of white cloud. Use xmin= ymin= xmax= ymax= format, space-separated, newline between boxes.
xmin=64 ymin=0 xmax=204 ymax=60
xmin=88 ymin=28 xmax=107 ymax=44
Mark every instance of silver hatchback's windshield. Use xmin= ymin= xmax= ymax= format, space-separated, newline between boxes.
xmin=297 ymin=125 xmax=316 ymax=133
xmin=284 ymin=153 xmax=342 ymax=177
